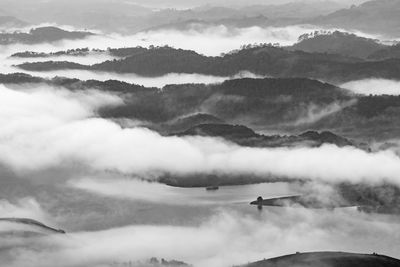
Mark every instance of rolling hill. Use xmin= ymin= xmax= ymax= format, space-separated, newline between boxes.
xmin=243 ymin=252 xmax=400 ymax=267
xmin=289 ymin=31 xmax=385 ymax=59
xmin=0 ymin=26 xmax=94 ymax=45
xmin=17 ymin=44 xmax=400 ymax=84
xmin=2 ymin=73 xmax=400 ymax=141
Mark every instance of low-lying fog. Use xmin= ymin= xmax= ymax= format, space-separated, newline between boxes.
xmin=1 ymin=190 xmax=400 ymax=267
xmin=1 ymin=84 xmax=400 ymax=184
xmin=341 ymin=79 xmax=400 ymax=96
xmin=1 ymin=69 xmax=400 ymax=267
xmin=2 ymin=20 xmax=400 ymax=267
xmin=3 ymin=24 xmax=345 ymax=56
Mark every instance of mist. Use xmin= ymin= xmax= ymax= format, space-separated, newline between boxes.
xmin=0 ymin=24 xmax=385 ymax=87
xmin=291 ymin=100 xmax=356 ymax=126
xmin=70 ymin=178 xmax=292 ymax=205
xmin=2 ymin=2 xmax=400 ymax=266
xmin=1 ymin=205 xmax=399 ymax=267
xmin=341 ymin=79 xmax=400 ymax=96
xmin=1 ymin=84 xmax=400 ymax=186
xmin=6 ymin=69 xmax=263 ymax=87
xmin=0 ymin=198 xmax=47 ymax=221
xmin=0 ymin=25 xmax=332 ymax=86
xmin=1 ymin=24 xmax=380 ymax=57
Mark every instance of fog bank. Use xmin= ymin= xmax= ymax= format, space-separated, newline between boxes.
xmin=1 ymin=84 xmax=400 ymax=186
xmin=2 ymin=208 xmax=399 ymax=267
xmin=341 ymin=79 xmax=400 ymax=96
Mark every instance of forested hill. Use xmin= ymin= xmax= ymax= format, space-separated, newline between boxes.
xmin=0 ymin=26 xmax=94 ymax=45
xmin=16 ymin=45 xmax=400 ymax=84
xmin=3 ymin=73 xmax=400 ymax=141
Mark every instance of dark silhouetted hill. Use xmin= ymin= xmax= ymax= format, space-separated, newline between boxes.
xmin=16 ymin=45 xmax=400 ymax=84
xmin=178 ymin=124 xmax=355 ymax=148
xmin=243 ymin=252 xmax=400 ymax=267
xmin=0 ymin=26 xmax=94 ymax=45
xmin=289 ymin=31 xmax=385 ymax=59
xmin=368 ymin=43 xmax=400 ymax=60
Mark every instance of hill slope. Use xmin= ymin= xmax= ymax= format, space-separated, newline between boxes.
xmin=0 ymin=26 xmax=94 ymax=45
xmin=19 ymin=45 xmax=400 ymax=84
xmin=289 ymin=31 xmax=384 ymax=59
xmin=244 ymin=252 xmax=400 ymax=267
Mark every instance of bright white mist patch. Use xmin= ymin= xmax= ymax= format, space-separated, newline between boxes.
xmin=6 ymin=68 xmax=263 ymax=87
xmin=341 ymin=79 xmax=400 ymax=95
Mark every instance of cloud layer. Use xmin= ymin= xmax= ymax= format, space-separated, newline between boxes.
xmin=2 ymin=207 xmax=400 ymax=267
xmin=1 ymin=84 xmax=400 ymax=186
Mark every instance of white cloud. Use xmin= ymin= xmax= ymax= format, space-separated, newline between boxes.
xmin=2 ymin=209 xmax=400 ymax=267
xmin=341 ymin=79 xmax=400 ymax=96
xmin=1 ymin=85 xmax=400 ymax=186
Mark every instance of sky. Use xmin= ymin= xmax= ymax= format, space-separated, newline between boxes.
xmin=3 ymin=0 xmax=369 ymax=9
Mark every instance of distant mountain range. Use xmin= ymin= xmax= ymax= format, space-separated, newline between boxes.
xmin=309 ymin=0 xmax=400 ymax=37
xmin=0 ymin=0 xmax=345 ymax=33
xmin=139 ymin=2 xmax=343 ymax=32
xmin=143 ymin=0 xmax=400 ymax=38
xmin=2 ymin=0 xmax=400 ymax=37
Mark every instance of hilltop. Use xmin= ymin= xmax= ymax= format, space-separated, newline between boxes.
xmin=243 ymin=252 xmax=400 ymax=267
xmin=289 ymin=31 xmax=385 ymax=59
